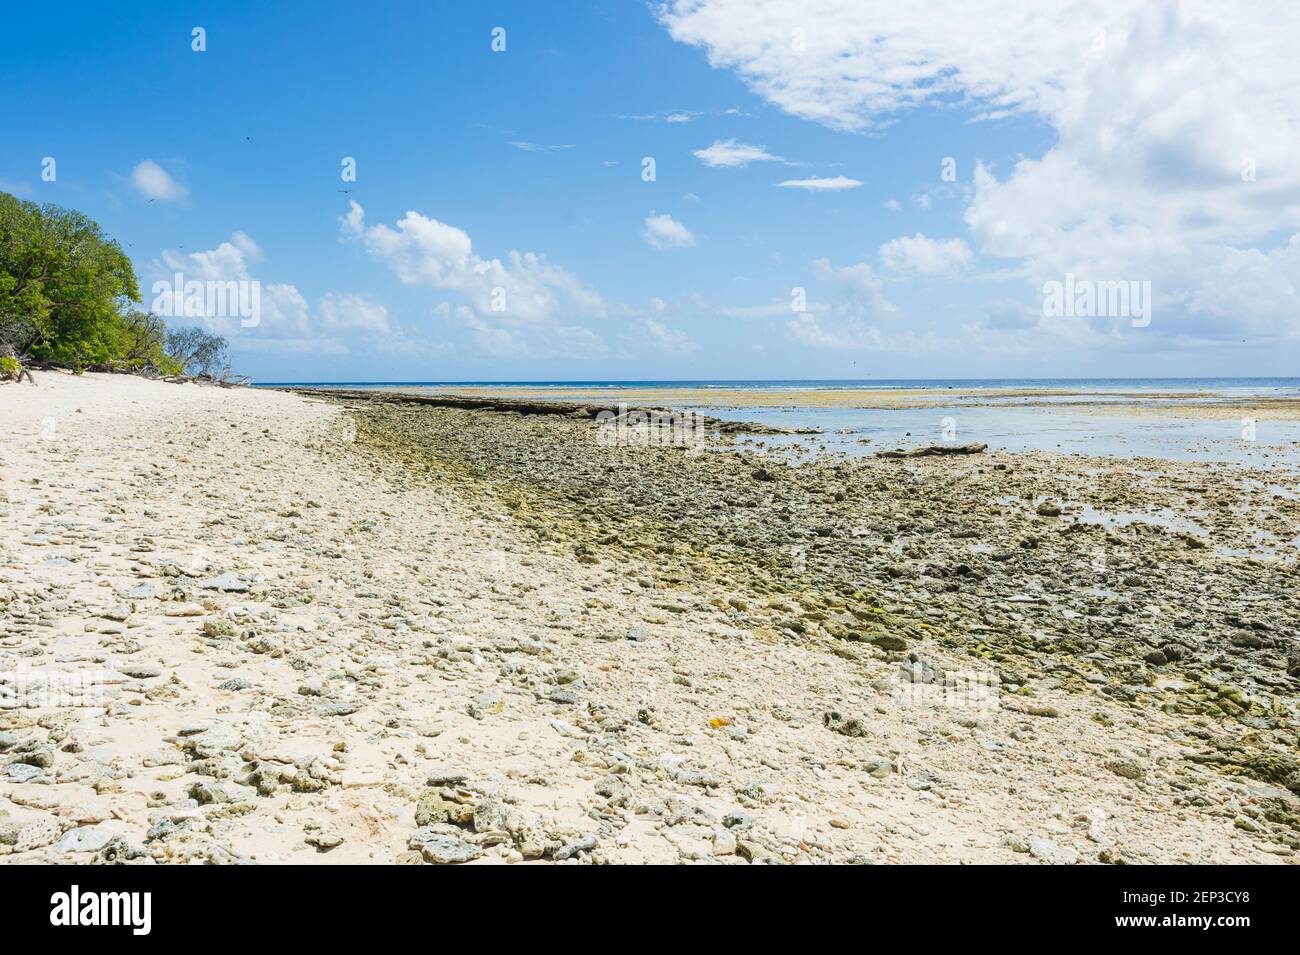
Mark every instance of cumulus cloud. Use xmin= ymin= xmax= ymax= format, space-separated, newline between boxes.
xmin=814 ymin=258 xmax=896 ymax=317
xmin=155 ymin=234 xmax=307 ymax=338
xmin=778 ymin=256 xmax=904 ymax=349
xmin=660 ymin=0 xmax=1300 ymax=344
xmin=692 ymin=139 xmax=782 ymax=168
xmin=341 ymin=200 xmax=608 ymax=326
xmin=152 ymin=231 xmax=386 ymax=351
xmin=343 ymin=201 xmax=696 ymax=360
xmin=643 ymin=212 xmax=696 ymax=249
xmin=774 ymin=176 xmax=862 ymax=192
xmin=130 ymin=160 xmax=188 ymax=202
xmin=160 ymin=231 xmax=260 ymax=282
xmin=880 ymin=233 xmax=973 ymax=276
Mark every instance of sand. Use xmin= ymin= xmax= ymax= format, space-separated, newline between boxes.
xmin=0 ymin=372 xmax=1293 ymax=864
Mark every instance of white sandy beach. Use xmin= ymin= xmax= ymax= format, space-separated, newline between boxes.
xmin=0 ymin=373 xmax=1292 ymax=864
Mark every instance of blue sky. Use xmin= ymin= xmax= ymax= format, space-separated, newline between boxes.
xmin=3 ymin=1 xmax=1298 ymax=381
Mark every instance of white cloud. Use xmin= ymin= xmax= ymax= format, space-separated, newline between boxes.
xmin=342 ymin=200 xmax=608 ymax=324
xmin=508 ymin=141 xmax=575 ymax=153
xmin=692 ymin=139 xmax=782 ymax=168
xmin=814 ymin=258 xmax=895 ymax=315
xmin=636 ymin=316 xmax=700 ymax=352
xmin=130 ymin=160 xmax=188 ymax=202
xmin=880 ymin=233 xmax=973 ymax=276
xmin=342 ymin=201 xmax=629 ymax=359
xmin=319 ymin=293 xmax=390 ymax=333
xmin=160 ymin=233 xmax=258 ymax=285
xmin=782 ymin=256 xmax=901 ymax=348
xmin=157 ymin=234 xmax=308 ymax=338
xmin=340 ymin=202 xmax=705 ymax=360
xmin=659 ymin=0 xmax=1143 ymax=133
xmin=461 ymin=310 xmax=530 ymax=359
xmin=660 ymin=0 xmax=1300 ymax=344
xmin=617 ymin=109 xmax=705 ymax=124
xmin=643 ymin=212 xmax=696 ymax=250
xmin=775 ymin=175 xmax=862 ymax=192
xmin=340 ymin=201 xmax=365 ymax=236
xmin=154 ymin=231 xmax=387 ymax=351
xmin=786 ymin=312 xmax=878 ymax=349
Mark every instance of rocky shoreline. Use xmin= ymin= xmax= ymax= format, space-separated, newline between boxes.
xmin=287 ymin=386 xmax=820 ymax=435
xmin=340 ymin=392 xmax=1300 ymax=843
xmin=1 ymin=374 xmax=1296 ymax=865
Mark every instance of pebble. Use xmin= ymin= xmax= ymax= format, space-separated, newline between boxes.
xmin=1027 ymin=837 xmax=1078 ymax=865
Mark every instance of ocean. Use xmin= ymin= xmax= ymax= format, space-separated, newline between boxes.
xmin=258 ymin=377 xmax=1300 ymax=395
xmin=258 ymin=379 xmax=1300 ymax=468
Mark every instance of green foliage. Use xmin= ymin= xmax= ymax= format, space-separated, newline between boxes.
xmin=101 ymin=310 xmax=185 ymax=375
xmin=0 ymin=191 xmax=187 ymax=375
xmin=0 ymin=355 xmax=20 ymax=381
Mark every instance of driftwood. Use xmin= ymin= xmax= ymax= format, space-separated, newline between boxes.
xmin=100 ymin=361 xmax=250 ymax=386
xmin=282 ymin=387 xmax=821 ymax=436
xmin=160 ymin=371 xmax=251 ymax=388
xmin=876 ymin=442 xmax=988 ymax=459
xmin=12 ymin=361 xmax=249 ymax=388
xmin=0 ymin=346 xmax=36 ymax=384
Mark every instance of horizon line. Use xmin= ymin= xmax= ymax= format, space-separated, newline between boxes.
xmin=253 ymin=376 xmax=1300 ymax=386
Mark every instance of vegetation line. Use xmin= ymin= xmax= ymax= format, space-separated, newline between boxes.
xmin=0 ymin=191 xmax=233 ymax=383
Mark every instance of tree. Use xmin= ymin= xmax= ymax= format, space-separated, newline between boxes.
xmin=165 ymin=325 xmax=228 ymax=377
xmin=0 ymin=194 xmax=51 ymax=356
xmin=0 ymin=191 xmax=140 ymax=367
xmin=1 ymin=192 xmax=241 ymax=381
xmin=99 ymin=310 xmax=183 ymax=375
